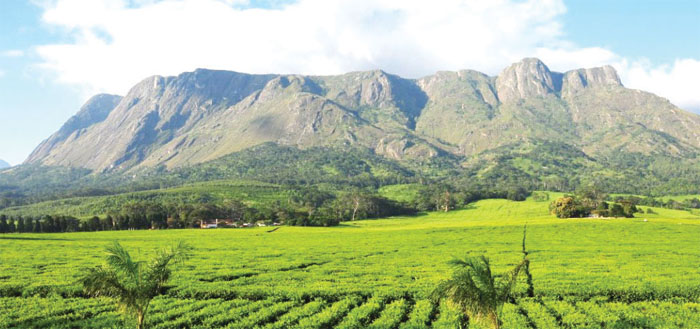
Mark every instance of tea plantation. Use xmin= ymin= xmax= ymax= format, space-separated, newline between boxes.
xmin=1 ymin=195 xmax=699 ymax=328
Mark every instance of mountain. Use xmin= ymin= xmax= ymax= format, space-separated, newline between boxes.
xmin=25 ymin=58 xmax=700 ymax=174
xmin=26 ymin=94 xmax=122 ymax=166
xmin=0 ymin=159 xmax=9 ymax=169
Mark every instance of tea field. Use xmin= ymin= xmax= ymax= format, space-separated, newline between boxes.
xmin=1 ymin=195 xmax=700 ymax=328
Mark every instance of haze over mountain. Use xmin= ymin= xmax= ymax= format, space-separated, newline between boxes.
xmin=0 ymin=160 xmax=10 ymax=169
xmin=25 ymin=58 xmax=700 ymax=173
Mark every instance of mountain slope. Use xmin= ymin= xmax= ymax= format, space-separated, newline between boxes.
xmin=0 ymin=160 xmax=9 ymax=169
xmin=25 ymin=58 xmax=700 ymax=173
xmin=25 ymin=94 xmax=122 ymax=165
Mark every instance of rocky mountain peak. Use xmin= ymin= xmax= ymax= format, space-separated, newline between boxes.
xmin=312 ymin=70 xmax=427 ymax=127
xmin=0 ymin=159 xmax=9 ymax=169
xmin=562 ymin=65 xmax=622 ymax=96
xmin=61 ymin=94 xmax=123 ymax=134
xmin=24 ymin=93 xmax=122 ymax=164
xmin=25 ymin=60 xmax=700 ymax=172
xmin=495 ymin=58 xmax=557 ymax=102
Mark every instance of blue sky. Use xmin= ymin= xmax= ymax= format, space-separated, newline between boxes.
xmin=563 ymin=0 xmax=699 ymax=64
xmin=0 ymin=0 xmax=699 ymax=166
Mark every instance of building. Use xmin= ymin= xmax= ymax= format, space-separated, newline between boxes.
xmin=200 ymin=218 xmax=236 ymax=229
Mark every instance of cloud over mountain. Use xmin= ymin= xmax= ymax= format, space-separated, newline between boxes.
xmin=34 ymin=0 xmax=700 ymax=111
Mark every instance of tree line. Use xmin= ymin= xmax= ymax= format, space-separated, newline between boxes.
xmin=0 ymin=189 xmax=418 ymax=232
xmin=619 ymin=195 xmax=700 ymax=211
xmin=0 ymin=184 xmax=533 ymax=233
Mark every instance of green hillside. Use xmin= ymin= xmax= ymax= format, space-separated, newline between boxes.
xmin=0 ymin=179 xmax=290 ymax=219
xmin=8 ymin=141 xmax=700 ymax=219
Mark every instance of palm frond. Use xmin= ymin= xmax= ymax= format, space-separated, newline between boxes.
xmin=434 ymin=254 xmax=529 ymax=329
xmin=497 ymin=258 xmax=528 ymax=301
xmin=170 ymin=240 xmax=193 ymax=263
xmin=105 ymin=241 xmax=140 ymax=282
xmin=81 ymin=241 xmax=193 ymax=329
xmin=433 ymin=256 xmax=500 ymax=318
xmin=79 ymin=266 xmax=126 ymax=298
xmin=145 ymin=241 xmax=192 ymax=286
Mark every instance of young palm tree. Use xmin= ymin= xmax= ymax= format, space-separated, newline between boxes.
xmin=80 ymin=241 xmax=192 ymax=329
xmin=431 ymin=255 xmax=528 ymax=329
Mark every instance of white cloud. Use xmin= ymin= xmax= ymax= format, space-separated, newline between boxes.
xmin=33 ymin=0 xmax=700 ymax=112
xmin=0 ymin=70 xmax=5 ymax=78
xmin=616 ymin=58 xmax=700 ymax=112
xmin=33 ymin=0 xmax=569 ymax=93
xmin=1 ymin=50 xmax=24 ymax=57
xmin=534 ymin=47 xmax=621 ymax=72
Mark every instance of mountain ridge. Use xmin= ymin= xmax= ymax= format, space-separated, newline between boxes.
xmin=25 ymin=58 xmax=700 ymax=173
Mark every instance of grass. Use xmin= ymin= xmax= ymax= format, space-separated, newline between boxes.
xmin=1 ymin=195 xmax=700 ymax=327
xmin=378 ymin=184 xmax=422 ymax=203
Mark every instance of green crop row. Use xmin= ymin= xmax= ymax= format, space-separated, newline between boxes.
xmin=3 ymin=296 xmax=700 ymax=328
xmin=261 ymin=299 xmax=326 ymax=329
xmin=336 ymin=295 xmax=386 ymax=328
xmin=295 ymin=296 xmax=362 ymax=328
xmin=368 ymin=298 xmax=410 ymax=328
xmin=2 ymin=198 xmax=700 ymax=327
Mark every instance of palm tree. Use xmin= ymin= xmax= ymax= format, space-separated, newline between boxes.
xmin=79 ymin=241 xmax=192 ymax=329
xmin=431 ymin=255 xmax=528 ymax=329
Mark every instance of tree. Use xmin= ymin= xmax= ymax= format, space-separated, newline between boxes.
xmin=16 ymin=217 xmax=25 ymax=233
xmin=609 ymin=204 xmax=625 ymax=217
xmin=223 ymin=200 xmax=246 ymax=222
xmin=88 ymin=216 xmax=101 ymax=231
xmin=80 ymin=241 xmax=192 ymax=329
xmin=347 ymin=190 xmax=367 ymax=221
xmin=618 ymin=200 xmax=638 ymax=217
xmin=0 ymin=215 xmax=7 ymax=233
xmin=430 ymin=185 xmax=456 ymax=213
xmin=576 ymin=185 xmax=608 ymax=211
xmin=549 ymin=196 xmax=590 ymax=218
xmin=32 ymin=218 xmax=40 ymax=233
xmin=414 ymin=185 xmax=456 ymax=212
xmin=332 ymin=190 xmax=370 ymax=221
xmin=506 ymin=187 xmax=529 ymax=201
xmin=101 ymin=216 xmax=114 ymax=231
xmin=431 ymin=255 xmax=528 ymax=329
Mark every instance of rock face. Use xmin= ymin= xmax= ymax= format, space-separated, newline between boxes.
xmin=26 ymin=94 xmax=122 ymax=164
xmin=0 ymin=159 xmax=9 ymax=169
xmin=25 ymin=58 xmax=700 ymax=172
xmin=561 ymin=66 xmax=622 ymax=97
xmin=495 ymin=58 xmax=558 ymax=102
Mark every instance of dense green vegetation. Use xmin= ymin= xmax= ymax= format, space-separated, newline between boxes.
xmin=0 ymin=177 xmax=527 ymax=230
xmin=0 ymin=179 xmax=412 ymax=228
xmin=1 ymin=196 xmax=699 ymax=327
xmin=549 ymin=194 xmax=638 ymax=219
xmin=8 ymin=142 xmax=700 ymax=218
xmin=0 ymin=144 xmax=417 ymax=206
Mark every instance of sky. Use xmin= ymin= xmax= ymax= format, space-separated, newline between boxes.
xmin=0 ymin=0 xmax=698 ymax=166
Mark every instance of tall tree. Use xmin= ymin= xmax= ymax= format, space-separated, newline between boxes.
xmin=32 ymin=218 xmax=40 ymax=233
xmin=0 ymin=215 xmax=7 ymax=233
xmin=438 ymin=190 xmax=454 ymax=212
xmin=16 ymin=217 xmax=25 ymax=233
